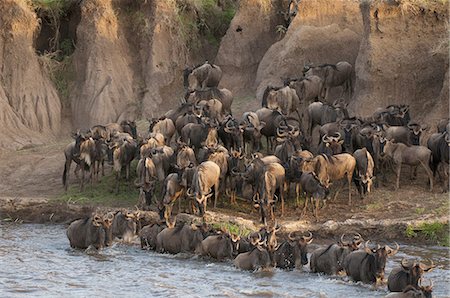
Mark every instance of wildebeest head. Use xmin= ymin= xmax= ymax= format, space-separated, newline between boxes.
xmin=288 ymin=231 xmax=313 ymax=266
xmin=407 ymin=122 xmax=427 ymax=145
xmin=72 ymin=130 xmax=86 ymax=157
xmin=364 ymin=240 xmax=400 ymax=283
xmin=400 ymin=258 xmax=435 ymax=288
xmin=120 ymin=120 xmax=137 ymax=139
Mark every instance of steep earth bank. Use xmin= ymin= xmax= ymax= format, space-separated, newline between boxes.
xmin=0 ymin=0 xmax=61 ymax=149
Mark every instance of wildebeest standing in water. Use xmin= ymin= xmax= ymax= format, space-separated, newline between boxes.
xmin=387 ymin=258 xmax=435 ymax=292
xmin=310 ymin=233 xmax=363 ymax=275
xmin=67 ymin=212 xmax=112 ymax=249
xmin=343 ymin=240 xmax=399 ymax=284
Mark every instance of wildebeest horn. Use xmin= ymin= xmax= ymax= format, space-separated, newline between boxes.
xmin=288 ymin=232 xmax=296 ymax=241
xmin=334 ymin=132 xmax=341 ymax=140
xmin=302 ymin=231 xmax=313 ymax=244
xmin=385 ymin=242 xmax=399 ymax=256
xmin=186 ymin=188 xmax=194 ymax=197
xmin=277 ymin=127 xmax=287 ymax=138
xmin=340 ymin=233 xmax=348 ymax=245
xmin=322 ymin=134 xmax=331 ymax=143
xmin=364 ymin=240 xmax=373 ymax=254
xmin=419 ymin=259 xmax=435 ymax=271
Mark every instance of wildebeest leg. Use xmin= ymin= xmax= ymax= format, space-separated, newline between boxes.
xmin=295 ymin=183 xmax=301 ymax=207
xmin=394 ymin=163 xmax=401 ymax=190
xmin=281 ymin=182 xmax=286 ymax=217
xmin=80 ymin=164 xmax=85 ymax=191
xmin=126 ymin=163 xmax=131 ymax=190
xmin=115 ymin=168 xmax=121 ymax=194
xmin=214 ymin=182 xmax=219 ymax=208
xmin=420 ymin=160 xmax=434 ymax=192
xmin=63 ymin=158 xmax=71 ymax=191
xmin=301 ymin=195 xmax=309 ymax=216
xmin=101 ymin=159 xmax=105 ymax=177
xmin=347 ymin=173 xmax=352 ymax=205
xmin=74 ymin=164 xmax=80 ymax=180
xmin=314 ymin=198 xmax=320 ymax=221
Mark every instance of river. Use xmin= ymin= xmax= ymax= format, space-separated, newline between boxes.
xmin=0 ymin=223 xmax=449 ymax=297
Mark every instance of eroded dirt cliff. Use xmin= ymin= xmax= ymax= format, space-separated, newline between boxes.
xmin=351 ymin=0 xmax=449 ymax=127
xmin=0 ymin=0 xmax=61 ymax=149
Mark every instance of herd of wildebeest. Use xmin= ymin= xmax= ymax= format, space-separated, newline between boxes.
xmin=64 ymin=61 xmax=446 ymax=297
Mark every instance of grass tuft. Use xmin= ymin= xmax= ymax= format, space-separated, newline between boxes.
xmin=405 ymin=221 xmax=449 ymax=246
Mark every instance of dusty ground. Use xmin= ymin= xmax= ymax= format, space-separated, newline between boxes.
xmin=0 ymin=125 xmax=447 ymax=244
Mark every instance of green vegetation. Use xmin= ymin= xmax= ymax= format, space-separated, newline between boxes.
xmin=405 ymin=221 xmax=449 ymax=247
xmin=174 ymin=0 xmax=238 ymax=51
xmin=211 ymin=222 xmax=252 ymax=237
xmin=29 ymin=0 xmax=75 ymax=53
xmin=55 ymin=160 xmax=141 ymax=207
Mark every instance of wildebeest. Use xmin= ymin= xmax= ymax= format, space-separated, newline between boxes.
xmin=388 ymin=259 xmax=435 ymax=292
xmin=385 ymin=280 xmax=433 ymax=298
xmin=374 ymin=104 xmax=411 ymax=127
xmin=317 ymin=132 xmax=343 ymax=156
xmin=343 ymin=240 xmax=399 ymax=284
xmin=139 ymin=221 xmax=166 ymax=250
xmin=286 ymin=75 xmax=323 ymax=103
xmin=184 ymin=62 xmax=223 ymax=91
xmin=62 ymin=131 xmax=84 ymax=191
xmin=262 ymin=85 xmax=300 ymax=118
xmin=233 ymin=235 xmax=273 ymax=271
xmin=353 ymin=148 xmax=375 ymax=198
xmin=382 ymin=139 xmax=433 ymax=191
xmin=384 ymin=123 xmax=427 ymax=147
xmin=218 ymin=116 xmax=244 ymax=151
xmin=180 ymin=122 xmax=212 ymax=152
xmin=241 ymin=112 xmax=266 ymax=153
xmin=135 ymin=157 xmax=157 ymax=210
xmin=254 ymin=162 xmax=286 ymax=224
xmin=148 ymin=117 xmax=176 ymax=144
xmin=310 ymin=233 xmax=363 ymax=275
xmin=307 ymin=100 xmax=349 ymax=137
xmin=162 ymin=173 xmax=184 ymax=220
xmin=301 ymin=153 xmax=356 ymax=204
xmin=195 ymin=232 xmax=240 ymax=261
xmin=304 ymin=61 xmax=353 ymax=100
xmin=256 ymin=108 xmax=290 ymax=152
xmin=273 ymin=231 xmax=313 ymax=270
xmin=176 ymin=143 xmax=197 ymax=169
xmin=67 ymin=212 xmax=109 ymax=249
xmin=112 ymin=136 xmax=137 ymax=193
xmin=299 ymin=171 xmax=329 ymax=220
xmin=186 ymin=87 xmax=233 ymax=115
xmin=78 ymin=136 xmax=97 ymax=191
xmin=186 ymin=161 xmax=221 ymax=216
xmin=156 ymin=221 xmax=210 ymax=254
xmin=111 ymin=210 xmax=139 ymax=243
xmin=427 ymin=132 xmax=450 ymax=190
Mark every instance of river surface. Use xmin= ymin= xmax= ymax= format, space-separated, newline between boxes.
xmin=0 ymin=223 xmax=449 ymax=298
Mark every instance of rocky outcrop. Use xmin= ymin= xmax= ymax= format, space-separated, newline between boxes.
xmin=71 ymin=0 xmax=135 ymax=129
xmin=0 ymin=0 xmax=61 ymax=149
xmin=351 ymin=1 xmax=449 ymax=125
xmin=255 ymin=0 xmax=363 ymax=102
xmin=215 ymin=0 xmax=285 ymax=96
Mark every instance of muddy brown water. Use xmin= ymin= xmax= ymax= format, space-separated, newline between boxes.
xmin=0 ymin=223 xmax=449 ymax=297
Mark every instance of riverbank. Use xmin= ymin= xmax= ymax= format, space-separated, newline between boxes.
xmin=1 ymin=196 xmax=448 ymax=246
